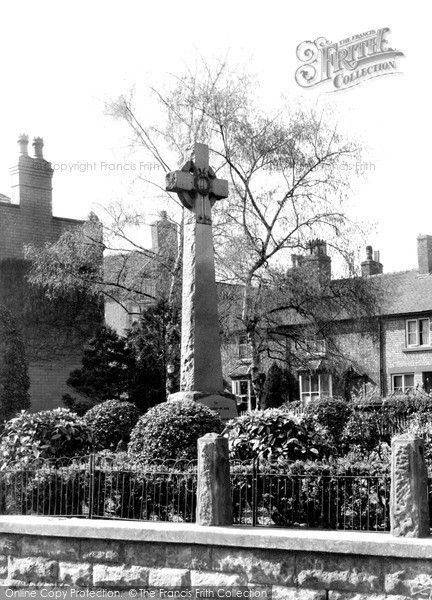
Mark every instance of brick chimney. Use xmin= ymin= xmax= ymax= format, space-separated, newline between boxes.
xmin=300 ymin=239 xmax=332 ymax=282
xmin=9 ymin=135 xmax=53 ymax=218
xmin=417 ymin=235 xmax=432 ymax=275
xmin=361 ymin=245 xmax=383 ymax=277
xmin=151 ymin=211 xmax=177 ymax=254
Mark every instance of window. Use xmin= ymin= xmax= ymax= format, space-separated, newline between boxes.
xmin=392 ymin=373 xmax=414 ymax=393
xmin=238 ymin=334 xmax=250 ymax=359
xmin=231 ymin=378 xmax=256 ymax=411
xmin=299 ymin=373 xmax=332 ymax=406
xmin=406 ymin=318 xmax=430 ymax=347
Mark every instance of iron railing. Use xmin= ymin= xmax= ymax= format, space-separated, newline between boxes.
xmin=231 ymin=460 xmax=391 ymax=531
xmin=0 ymin=454 xmax=398 ymax=531
xmin=0 ymin=454 xmax=197 ymax=523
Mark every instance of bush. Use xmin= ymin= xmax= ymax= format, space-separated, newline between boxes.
xmin=224 ymin=408 xmax=323 ymax=461
xmin=231 ymin=454 xmax=390 ymax=530
xmin=128 ymin=399 xmax=223 ymax=461
xmin=406 ymin=411 xmax=432 ymax=467
xmin=0 ymin=408 xmax=94 ymax=464
xmin=84 ymin=400 xmax=141 ymax=450
xmin=305 ymin=397 xmax=352 ymax=443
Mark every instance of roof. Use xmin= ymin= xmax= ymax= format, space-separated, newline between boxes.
xmin=376 ymin=269 xmax=432 ymax=316
xmin=0 ymin=192 xmax=11 ymax=203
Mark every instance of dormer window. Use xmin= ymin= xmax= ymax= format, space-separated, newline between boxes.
xmin=406 ymin=318 xmax=430 ymax=347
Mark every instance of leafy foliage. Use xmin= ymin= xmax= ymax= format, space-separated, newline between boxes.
xmin=65 ymin=302 xmax=180 ymax=413
xmin=261 ymin=362 xmax=296 ymax=409
xmin=127 ymin=300 xmax=181 ymax=402
xmin=224 ymin=408 xmax=323 ymax=461
xmin=231 ymin=455 xmax=390 ymax=530
xmin=64 ymin=326 xmax=136 ymax=407
xmin=0 ymin=305 xmax=30 ymax=423
xmin=84 ymin=400 xmax=141 ymax=450
xmin=0 ymin=408 xmax=94 ymax=463
xmin=128 ymin=400 xmax=223 ymax=461
xmin=305 ymin=397 xmax=352 ymax=444
xmin=0 ymin=452 xmax=197 ymax=522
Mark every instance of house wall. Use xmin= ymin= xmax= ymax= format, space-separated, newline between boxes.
xmin=0 ymin=516 xmax=431 ymax=598
xmin=383 ymin=315 xmax=432 ymax=393
xmin=0 ymin=138 xmax=101 ymax=412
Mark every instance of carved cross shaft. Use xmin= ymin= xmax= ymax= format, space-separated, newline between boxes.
xmin=165 ymin=143 xmax=228 ymax=224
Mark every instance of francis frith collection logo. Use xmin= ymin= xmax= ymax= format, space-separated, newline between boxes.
xmin=295 ymin=28 xmax=404 ymax=91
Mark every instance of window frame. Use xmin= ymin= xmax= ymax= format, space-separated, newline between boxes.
xmin=299 ymin=373 xmax=332 ymax=406
xmin=392 ymin=373 xmax=415 ymax=393
xmin=406 ymin=318 xmax=430 ymax=348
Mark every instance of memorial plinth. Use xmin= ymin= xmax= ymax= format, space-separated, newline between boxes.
xmin=166 ymin=143 xmax=237 ymax=421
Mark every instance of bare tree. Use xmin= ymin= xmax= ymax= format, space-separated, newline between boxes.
xmin=28 ymin=57 xmax=375 ymax=404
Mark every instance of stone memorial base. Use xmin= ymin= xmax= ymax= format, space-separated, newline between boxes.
xmin=169 ymin=390 xmax=238 ymax=421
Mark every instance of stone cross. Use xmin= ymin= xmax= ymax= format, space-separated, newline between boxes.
xmin=166 ymin=143 xmax=237 ymax=419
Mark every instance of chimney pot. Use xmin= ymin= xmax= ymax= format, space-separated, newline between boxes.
xmin=417 ymin=235 xmax=432 ymax=275
xmin=32 ymin=137 xmax=44 ymax=159
xmin=18 ymin=134 xmax=29 ymax=156
xmin=373 ymin=250 xmax=380 ymax=263
xmin=366 ymin=245 xmax=373 ymax=260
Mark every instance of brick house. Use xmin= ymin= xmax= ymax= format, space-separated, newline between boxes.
xmin=255 ymin=236 xmax=432 ymax=407
xmin=0 ymin=135 xmax=102 ymax=412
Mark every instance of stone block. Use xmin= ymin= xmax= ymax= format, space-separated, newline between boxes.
xmin=8 ymin=556 xmax=58 ymax=584
xmin=272 ymin=587 xmax=326 ymax=600
xmin=148 ymin=568 xmax=190 ymax=587
xmin=59 ymin=562 xmax=93 ymax=586
xmin=0 ymin=536 xmax=21 ymax=556
xmin=93 ymin=564 xmax=149 ymax=587
xmin=391 ymin=435 xmax=430 ymax=537
xmin=197 ymin=433 xmax=233 ymax=526
xmin=384 ymin=557 xmax=432 ymax=596
xmin=125 ymin=542 xmax=166 ymax=567
xmin=169 ymin=391 xmax=237 ymax=421
xmin=22 ymin=535 xmax=80 ymax=561
xmin=211 ymin=547 xmax=295 ymax=585
xmin=296 ymin=553 xmax=382 ymax=593
xmin=166 ymin=544 xmax=210 ymax=570
xmin=190 ymin=571 xmax=248 ymax=587
xmin=81 ymin=539 xmax=124 ymax=563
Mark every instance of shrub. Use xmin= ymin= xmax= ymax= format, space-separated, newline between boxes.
xmin=231 ymin=454 xmax=390 ymax=530
xmin=0 ymin=408 xmax=94 ymax=464
xmin=128 ymin=399 xmax=223 ymax=461
xmin=305 ymin=397 xmax=352 ymax=443
xmin=342 ymin=410 xmax=382 ymax=453
xmin=84 ymin=400 xmax=141 ymax=450
xmin=406 ymin=411 xmax=432 ymax=467
xmin=224 ymin=408 xmax=322 ymax=461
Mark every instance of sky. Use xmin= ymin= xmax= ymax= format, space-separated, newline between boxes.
xmin=0 ymin=0 xmax=429 ymax=273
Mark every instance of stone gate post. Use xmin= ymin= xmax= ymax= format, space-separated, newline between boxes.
xmin=197 ymin=433 xmax=233 ymax=526
xmin=391 ymin=434 xmax=430 ymax=537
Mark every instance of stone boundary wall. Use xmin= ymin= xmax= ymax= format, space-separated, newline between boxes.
xmin=1 ymin=517 xmax=432 ymax=599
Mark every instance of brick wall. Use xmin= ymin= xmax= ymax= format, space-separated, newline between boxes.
xmin=0 ymin=139 xmax=101 ymax=411
xmin=0 ymin=517 xmax=431 ymax=598
xmin=383 ymin=316 xmax=432 ymax=392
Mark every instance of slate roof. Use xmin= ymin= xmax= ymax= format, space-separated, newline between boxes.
xmin=375 ymin=269 xmax=432 ymax=316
